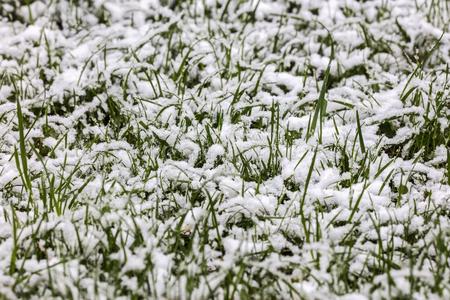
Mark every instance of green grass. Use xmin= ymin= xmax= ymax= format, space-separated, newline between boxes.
xmin=0 ymin=0 xmax=449 ymax=299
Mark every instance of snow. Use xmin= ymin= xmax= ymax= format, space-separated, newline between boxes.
xmin=0 ymin=0 xmax=449 ymax=299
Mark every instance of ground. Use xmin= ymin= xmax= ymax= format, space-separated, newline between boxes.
xmin=0 ymin=0 xmax=449 ymax=299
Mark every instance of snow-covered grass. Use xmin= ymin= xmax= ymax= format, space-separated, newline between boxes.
xmin=0 ymin=0 xmax=449 ymax=299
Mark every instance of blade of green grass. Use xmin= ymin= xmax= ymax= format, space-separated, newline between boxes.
xmin=300 ymin=146 xmax=318 ymax=243
xmin=356 ymin=111 xmax=366 ymax=154
xmin=16 ymin=97 xmax=32 ymax=191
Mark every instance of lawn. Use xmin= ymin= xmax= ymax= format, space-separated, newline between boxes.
xmin=0 ymin=0 xmax=449 ymax=299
